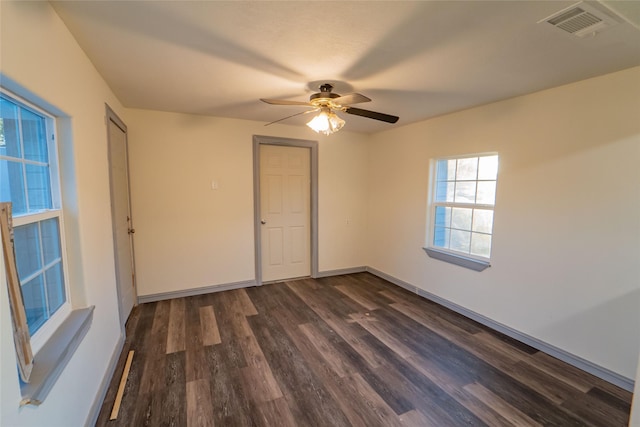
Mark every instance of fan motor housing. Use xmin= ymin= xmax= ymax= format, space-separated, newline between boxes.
xmin=310 ymin=92 xmax=340 ymax=101
xmin=310 ymin=83 xmax=340 ymax=103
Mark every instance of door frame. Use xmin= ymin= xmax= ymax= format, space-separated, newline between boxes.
xmin=253 ymin=135 xmax=318 ymax=285
xmin=106 ymin=104 xmax=138 ymax=330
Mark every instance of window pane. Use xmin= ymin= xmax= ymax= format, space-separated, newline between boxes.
xmin=45 ymin=262 xmax=65 ymax=314
xmin=434 ymin=206 xmax=451 ymax=228
xmin=471 ymin=233 xmax=492 ymax=258
xmin=454 ymin=181 xmax=476 ymax=203
xmin=436 ymin=159 xmax=456 ymax=181
xmin=14 ymin=223 xmax=42 ymax=280
xmin=26 ymin=164 xmax=52 ymax=211
xmin=451 ymin=207 xmax=472 ymax=231
xmin=478 ymin=155 xmax=498 ymax=180
xmin=22 ymin=274 xmax=47 ymax=335
xmin=433 ymin=226 xmax=449 ymax=248
xmin=21 ymin=108 xmax=48 ymax=163
xmin=435 ymin=181 xmax=454 ymax=202
xmin=450 ymin=229 xmax=471 ymax=253
xmin=472 ymin=209 xmax=494 ymax=234
xmin=476 ymin=181 xmax=496 ymax=205
xmin=0 ymin=98 xmax=21 ymax=158
xmin=41 ymin=218 xmax=61 ymax=264
xmin=456 ymin=157 xmax=478 ymax=180
xmin=0 ymin=160 xmax=27 ymax=215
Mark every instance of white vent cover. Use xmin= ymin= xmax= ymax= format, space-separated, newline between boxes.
xmin=540 ymin=2 xmax=623 ymax=37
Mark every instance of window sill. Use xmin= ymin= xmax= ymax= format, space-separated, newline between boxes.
xmin=20 ymin=306 xmax=94 ymax=406
xmin=423 ymin=247 xmax=491 ymax=271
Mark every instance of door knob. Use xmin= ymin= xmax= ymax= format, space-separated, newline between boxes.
xmin=261 ymin=219 xmax=266 ymax=225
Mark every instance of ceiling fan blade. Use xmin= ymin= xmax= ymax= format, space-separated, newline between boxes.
xmin=344 ymin=107 xmax=399 ymax=123
xmin=333 ymin=93 xmax=371 ymax=106
xmin=264 ymin=109 xmax=318 ymax=126
xmin=261 ymin=98 xmax=311 ymax=106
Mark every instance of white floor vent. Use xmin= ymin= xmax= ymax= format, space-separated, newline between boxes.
xmin=539 ymin=2 xmax=623 ymax=37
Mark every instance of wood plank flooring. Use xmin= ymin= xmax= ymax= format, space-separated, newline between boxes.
xmin=96 ymin=273 xmax=633 ymax=426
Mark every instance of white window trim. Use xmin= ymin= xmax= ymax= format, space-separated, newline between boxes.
xmin=2 ymin=90 xmax=73 ymax=346
xmin=424 ymin=153 xmax=498 ymax=271
xmin=2 ymin=86 xmax=93 ymax=406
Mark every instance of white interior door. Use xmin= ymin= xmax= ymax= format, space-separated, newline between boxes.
xmin=107 ymin=116 xmax=136 ymax=326
xmin=260 ymin=145 xmax=311 ymax=282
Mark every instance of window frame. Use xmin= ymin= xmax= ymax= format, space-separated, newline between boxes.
xmin=1 ymin=89 xmax=72 ymax=354
xmin=424 ymin=152 xmax=499 ymax=271
xmin=1 ymin=82 xmax=95 ymax=406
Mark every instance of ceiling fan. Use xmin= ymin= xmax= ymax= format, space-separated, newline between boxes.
xmin=260 ymin=83 xmax=399 ymax=135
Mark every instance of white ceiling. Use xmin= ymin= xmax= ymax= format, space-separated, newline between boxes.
xmin=50 ymin=1 xmax=640 ymax=134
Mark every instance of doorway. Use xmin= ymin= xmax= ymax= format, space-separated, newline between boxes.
xmin=253 ymin=135 xmax=318 ymax=284
xmin=106 ymin=105 xmax=137 ymax=327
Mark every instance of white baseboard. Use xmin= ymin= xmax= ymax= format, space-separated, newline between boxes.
xmin=137 ymin=279 xmax=257 ymax=303
xmin=137 ymin=269 xmax=371 ymax=303
xmin=365 ymin=266 xmax=635 ymax=392
xmin=85 ymin=332 xmax=125 ymax=427
xmin=316 ymin=266 xmax=367 ymax=278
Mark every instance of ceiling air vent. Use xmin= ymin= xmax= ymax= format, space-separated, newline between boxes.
xmin=540 ymin=2 xmax=623 ymax=37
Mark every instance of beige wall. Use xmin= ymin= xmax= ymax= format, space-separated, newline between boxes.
xmin=1 ymin=2 xmax=127 ymax=426
xmin=127 ymin=110 xmax=369 ymax=297
xmin=367 ymin=66 xmax=640 ymax=380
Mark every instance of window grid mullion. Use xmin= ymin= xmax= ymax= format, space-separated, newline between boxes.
xmin=43 ymin=258 xmax=62 ymax=272
xmin=454 ymin=159 xmax=459 ymax=182
xmin=0 ymin=155 xmax=49 ymax=167
xmin=18 ymin=257 xmax=61 ymax=285
xmin=433 ymin=201 xmax=495 ymax=209
xmin=474 ymin=181 xmax=478 ymax=204
xmin=449 ymin=224 xmax=472 ymax=233
xmin=453 ymin=158 xmax=459 ymax=203
xmin=46 ymin=119 xmax=61 ymax=210
xmin=453 ymin=180 xmax=457 ymax=204
xmin=20 ymin=269 xmax=43 ymax=286
xmin=471 ymin=230 xmax=492 ymax=237
xmin=38 ymin=222 xmax=51 ymax=319
xmin=16 ymin=107 xmax=31 ymax=213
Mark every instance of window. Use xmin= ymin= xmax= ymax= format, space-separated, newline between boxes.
xmin=0 ymin=91 xmax=70 ymax=344
xmin=1 ymin=88 xmax=94 ymax=405
xmin=426 ymin=154 xmax=498 ymax=268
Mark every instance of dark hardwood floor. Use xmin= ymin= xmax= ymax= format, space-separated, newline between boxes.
xmin=96 ymin=272 xmax=633 ymax=426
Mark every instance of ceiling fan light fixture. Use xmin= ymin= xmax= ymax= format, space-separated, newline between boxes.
xmin=263 ymin=82 xmax=398 ymax=131
xmin=306 ymin=109 xmax=345 ymax=135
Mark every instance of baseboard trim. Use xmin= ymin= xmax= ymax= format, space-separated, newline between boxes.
xmin=137 ymin=268 xmax=370 ymax=303
xmin=365 ymin=266 xmax=635 ymax=392
xmin=85 ymin=332 xmax=125 ymax=427
xmin=316 ymin=266 xmax=367 ymax=278
xmin=137 ymin=279 xmax=257 ymax=304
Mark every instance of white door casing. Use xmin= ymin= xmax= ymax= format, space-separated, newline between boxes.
xmin=106 ymin=107 xmax=136 ymax=327
xmin=260 ymin=144 xmax=311 ymax=282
